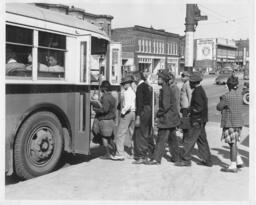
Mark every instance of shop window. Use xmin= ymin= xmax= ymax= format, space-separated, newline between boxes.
xmin=6 ymin=25 xmax=33 ymax=78
xmin=38 ymin=31 xmax=66 ymax=78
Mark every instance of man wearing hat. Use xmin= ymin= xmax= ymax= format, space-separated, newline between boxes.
xmin=176 ymin=71 xmax=213 ymax=167
xmin=145 ymin=69 xmax=180 ymax=165
xmin=112 ymin=75 xmax=136 ymax=160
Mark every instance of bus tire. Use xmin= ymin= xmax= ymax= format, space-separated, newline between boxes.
xmin=243 ymin=92 xmax=249 ymax=105
xmin=14 ymin=111 xmax=64 ymax=179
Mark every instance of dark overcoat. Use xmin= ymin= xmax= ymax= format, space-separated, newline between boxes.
xmin=190 ymin=85 xmax=208 ymax=124
xmin=217 ymin=89 xmax=244 ymax=128
xmin=157 ymin=84 xmax=180 ymax=129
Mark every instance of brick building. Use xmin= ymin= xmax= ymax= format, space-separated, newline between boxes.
xmin=111 ymin=25 xmax=182 ymax=80
xmin=34 ymin=3 xmax=113 ymax=37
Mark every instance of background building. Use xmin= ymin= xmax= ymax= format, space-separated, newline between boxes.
xmin=235 ymin=39 xmax=249 ymax=68
xmin=194 ymin=38 xmax=237 ymax=72
xmin=112 ymin=25 xmax=181 ymax=80
xmin=34 ymin=3 xmax=113 ymax=37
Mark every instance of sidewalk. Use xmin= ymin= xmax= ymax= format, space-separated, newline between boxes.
xmin=5 ymin=122 xmax=249 ymax=200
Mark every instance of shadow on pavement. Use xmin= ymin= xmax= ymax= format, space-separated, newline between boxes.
xmin=241 ymin=134 xmax=249 ymax=147
xmin=212 ymin=145 xmax=249 ymax=167
xmin=190 ymin=148 xmax=229 ymax=168
xmin=5 ymin=146 xmax=107 ymax=185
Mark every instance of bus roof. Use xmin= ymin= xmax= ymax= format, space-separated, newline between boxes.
xmin=6 ymin=3 xmax=109 ymax=40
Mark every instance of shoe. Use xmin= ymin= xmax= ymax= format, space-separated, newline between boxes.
xmin=175 ymin=160 xmax=191 ymax=167
xmin=100 ymin=154 xmax=113 ymax=160
xmin=221 ymin=167 xmax=238 ymax=173
xmin=237 ymin=164 xmax=244 ymax=168
xmin=170 ymin=157 xmax=180 ymax=163
xmin=144 ymin=159 xmax=161 ymax=165
xmin=132 ymin=158 xmax=146 ymax=164
xmin=197 ymin=160 xmax=213 ymax=167
xmin=111 ymin=155 xmax=125 ymax=161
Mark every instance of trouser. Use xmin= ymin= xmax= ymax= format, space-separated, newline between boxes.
xmin=153 ymin=128 xmax=180 ymax=162
xmin=133 ymin=105 xmax=153 ymax=160
xmin=182 ymin=122 xmax=212 ymax=162
xmin=115 ymin=111 xmax=135 ymax=156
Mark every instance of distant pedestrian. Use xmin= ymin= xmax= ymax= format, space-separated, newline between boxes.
xmin=176 ymin=72 xmax=212 ymax=167
xmin=132 ymin=71 xmax=153 ymax=164
xmin=145 ymin=69 xmax=181 ymax=165
xmin=217 ymin=76 xmax=244 ymax=172
xmin=92 ymin=80 xmax=117 ymax=159
xmin=112 ymin=76 xmax=136 ymax=160
xmin=179 ymin=71 xmax=192 ymax=142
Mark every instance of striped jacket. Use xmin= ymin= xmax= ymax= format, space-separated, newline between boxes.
xmin=217 ymin=90 xmax=244 ymax=128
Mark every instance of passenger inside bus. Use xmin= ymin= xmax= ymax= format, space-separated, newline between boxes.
xmin=6 ymin=48 xmax=26 ymax=75
xmin=47 ymin=55 xmax=64 ymax=72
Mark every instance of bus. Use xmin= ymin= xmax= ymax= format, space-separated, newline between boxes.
xmin=5 ymin=3 xmax=122 ymax=179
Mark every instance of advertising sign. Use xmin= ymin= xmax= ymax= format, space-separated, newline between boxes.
xmin=196 ymin=41 xmax=213 ymax=61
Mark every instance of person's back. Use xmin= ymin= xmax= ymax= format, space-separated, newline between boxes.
xmin=217 ymin=89 xmax=243 ymax=128
xmin=96 ymin=92 xmax=116 ymax=120
xmin=190 ymin=85 xmax=208 ymax=124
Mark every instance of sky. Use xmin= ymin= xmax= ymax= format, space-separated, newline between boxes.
xmin=5 ymin=0 xmax=253 ymax=40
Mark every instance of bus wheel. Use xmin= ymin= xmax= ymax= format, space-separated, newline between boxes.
xmin=14 ymin=111 xmax=63 ymax=179
xmin=243 ymin=92 xmax=249 ymax=105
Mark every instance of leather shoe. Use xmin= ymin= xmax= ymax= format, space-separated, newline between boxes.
xmin=197 ymin=160 xmax=213 ymax=167
xmin=144 ymin=159 xmax=161 ymax=165
xmin=221 ymin=167 xmax=238 ymax=173
xmin=132 ymin=158 xmax=145 ymax=164
xmin=237 ymin=164 xmax=244 ymax=168
xmin=175 ymin=160 xmax=191 ymax=167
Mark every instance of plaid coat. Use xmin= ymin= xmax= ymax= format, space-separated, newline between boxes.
xmin=217 ymin=90 xmax=244 ymax=128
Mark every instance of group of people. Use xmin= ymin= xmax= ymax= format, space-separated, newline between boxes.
xmin=6 ymin=49 xmax=64 ymax=75
xmin=92 ymin=68 xmax=244 ymax=173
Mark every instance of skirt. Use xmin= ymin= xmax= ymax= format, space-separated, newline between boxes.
xmin=221 ymin=127 xmax=242 ymax=144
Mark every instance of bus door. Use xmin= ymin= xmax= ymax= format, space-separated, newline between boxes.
xmin=73 ymin=35 xmax=91 ymax=154
xmin=108 ymin=42 xmax=122 ymax=126
xmin=109 ymin=42 xmax=122 ymax=85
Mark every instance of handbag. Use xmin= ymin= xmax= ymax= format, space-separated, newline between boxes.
xmin=180 ymin=116 xmax=191 ymax=129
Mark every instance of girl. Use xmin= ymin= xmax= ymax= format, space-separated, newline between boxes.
xmin=217 ymin=76 xmax=244 ymax=172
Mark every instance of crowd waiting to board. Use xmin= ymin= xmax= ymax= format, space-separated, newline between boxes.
xmin=91 ymin=68 xmax=245 ymax=173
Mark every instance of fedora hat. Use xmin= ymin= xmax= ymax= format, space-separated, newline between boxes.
xmin=121 ymin=75 xmax=134 ymax=85
xmin=189 ymin=71 xmax=203 ymax=82
xmin=158 ymin=68 xmax=172 ymax=81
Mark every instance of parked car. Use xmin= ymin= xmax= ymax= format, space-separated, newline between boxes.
xmin=243 ymin=68 xmax=249 ymax=80
xmin=242 ymin=82 xmax=249 ymax=105
xmin=215 ymin=69 xmax=233 ymax=85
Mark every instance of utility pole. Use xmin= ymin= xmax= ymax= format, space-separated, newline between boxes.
xmin=184 ymin=4 xmax=207 ymax=73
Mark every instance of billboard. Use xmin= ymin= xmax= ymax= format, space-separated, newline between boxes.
xmin=196 ymin=40 xmax=214 ymax=61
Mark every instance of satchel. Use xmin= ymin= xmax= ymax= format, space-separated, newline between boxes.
xmin=180 ymin=116 xmax=191 ymax=129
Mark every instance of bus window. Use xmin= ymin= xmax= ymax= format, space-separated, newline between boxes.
xmin=90 ymin=37 xmax=108 ymax=83
xmin=6 ymin=25 xmax=33 ymax=77
xmin=38 ymin=31 xmax=66 ymax=78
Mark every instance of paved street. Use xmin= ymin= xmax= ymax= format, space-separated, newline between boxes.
xmin=5 ymin=74 xmax=250 ymax=201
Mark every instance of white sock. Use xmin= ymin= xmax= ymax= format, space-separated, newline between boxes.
xmin=237 ymin=155 xmax=243 ymax=165
xmin=229 ymin=161 xmax=237 ymax=169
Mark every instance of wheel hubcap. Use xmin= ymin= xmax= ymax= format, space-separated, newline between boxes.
xmin=29 ymin=127 xmax=54 ymax=165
